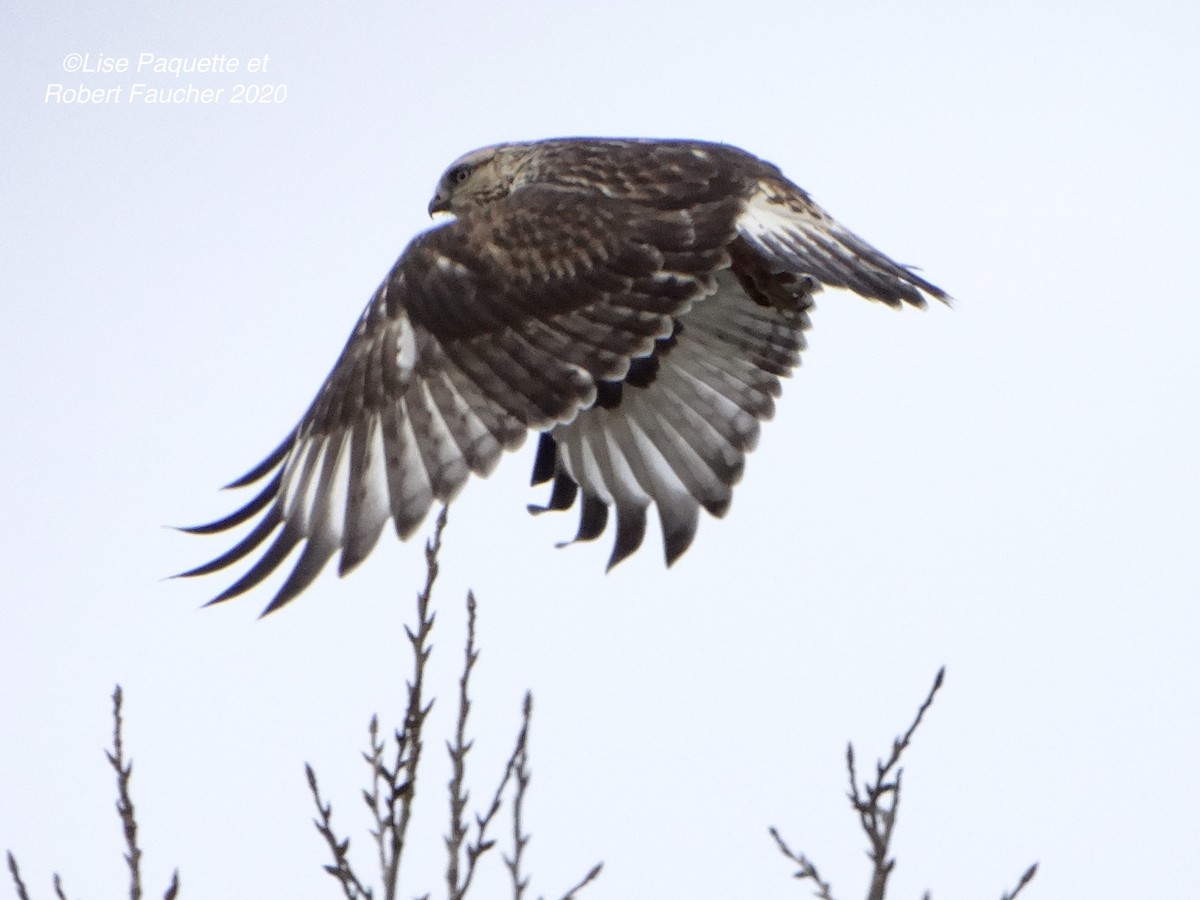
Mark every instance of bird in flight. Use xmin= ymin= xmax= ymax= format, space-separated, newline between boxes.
xmin=181 ymin=138 xmax=948 ymax=615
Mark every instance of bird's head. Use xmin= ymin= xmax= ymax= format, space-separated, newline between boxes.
xmin=428 ymin=143 xmax=532 ymax=219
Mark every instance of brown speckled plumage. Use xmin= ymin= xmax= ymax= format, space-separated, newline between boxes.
xmin=182 ymin=138 xmax=948 ymax=614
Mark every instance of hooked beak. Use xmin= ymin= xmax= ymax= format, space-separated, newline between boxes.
xmin=428 ymin=192 xmax=451 ymax=218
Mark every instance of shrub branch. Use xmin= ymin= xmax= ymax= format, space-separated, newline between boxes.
xmin=771 ymin=667 xmax=1036 ymax=900
xmin=306 ymin=506 xmax=600 ymax=898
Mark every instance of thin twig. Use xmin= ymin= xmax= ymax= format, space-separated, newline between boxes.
xmin=11 ymin=691 xmax=178 ymax=900
xmin=767 ymin=826 xmax=836 ymax=900
xmin=361 ymin=715 xmax=388 ymax=883
xmin=1001 ymin=863 xmax=1039 ymax=900
xmin=873 ymin=667 xmax=945 ymax=789
xmin=302 ymin=505 xmax=603 ymax=898
xmin=446 ymin=592 xmax=486 ymax=900
xmin=107 ymin=686 xmax=143 ymax=900
xmin=6 ymin=852 xmax=31 ymax=900
xmin=382 ymin=506 xmax=447 ymax=899
xmin=307 ymin=507 xmax=447 ymax=900
xmin=847 ymin=667 xmax=945 ymax=900
xmin=445 ymin=592 xmax=478 ymax=899
xmin=772 ymin=667 xmax=1036 ymax=900
xmin=306 ymin=763 xmax=373 ymax=899
xmin=553 ymin=861 xmax=604 ymax=900
xmin=502 ymin=693 xmax=533 ymax=900
xmin=772 ymin=667 xmax=1010 ymax=900
xmin=466 ymin=694 xmax=527 ymax=872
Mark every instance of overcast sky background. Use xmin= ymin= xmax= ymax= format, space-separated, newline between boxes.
xmin=2 ymin=2 xmax=1198 ymax=898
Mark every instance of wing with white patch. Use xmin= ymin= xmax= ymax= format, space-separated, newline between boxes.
xmin=530 ymin=268 xmax=812 ymax=568
xmin=737 ymin=179 xmax=949 ymax=308
xmin=180 ymin=186 xmax=740 ymax=614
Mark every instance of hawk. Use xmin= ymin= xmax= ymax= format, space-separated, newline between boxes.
xmin=181 ymin=138 xmax=948 ymax=614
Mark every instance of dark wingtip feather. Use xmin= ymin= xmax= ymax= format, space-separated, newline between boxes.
xmin=530 ymin=433 xmax=558 ymax=485
xmin=555 ymin=494 xmax=608 ymax=548
xmin=257 ymin=539 xmax=337 ymax=617
xmin=905 ymin=277 xmax=952 ymax=310
xmin=881 ymin=259 xmax=951 ymax=310
xmin=177 ymin=469 xmax=284 ymax=535
xmin=528 ymin=471 xmax=578 ymax=515
xmin=702 ymin=493 xmax=732 ymax=519
xmin=224 ymin=431 xmax=296 ymax=490
xmin=661 ymin=514 xmax=698 ymax=567
xmin=201 ymin=525 xmax=301 ymax=609
xmin=176 ymin=507 xmax=283 ymax=579
xmin=606 ymin=504 xmax=648 ymax=571
xmin=338 ymin=521 xmax=385 ymax=577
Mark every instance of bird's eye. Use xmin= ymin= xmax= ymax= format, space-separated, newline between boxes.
xmin=450 ymin=165 xmax=471 ymax=185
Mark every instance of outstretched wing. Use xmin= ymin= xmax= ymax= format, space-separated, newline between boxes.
xmin=180 ymin=185 xmax=741 ymax=614
xmin=530 ymin=267 xmax=813 ymax=569
xmin=520 ymin=156 xmax=948 ymax=567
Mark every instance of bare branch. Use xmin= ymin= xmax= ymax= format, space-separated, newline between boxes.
xmin=6 ymin=852 xmax=31 ymax=900
xmin=307 ymin=505 xmax=448 ymax=899
xmin=772 ymin=668 xmax=1036 ymax=900
xmin=446 ymin=592 xmax=494 ymax=900
xmin=777 ymin=667 xmax=1032 ymax=900
xmin=445 ymin=592 xmax=477 ymax=898
xmin=360 ymin=506 xmax=446 ymax=899
xmin=767 ymin=826 xmax=836 ymax=900
xmin=503 ymin=693 xmax=533 ymax=900
xmin=306 ymin=763 xmax=373 ymax=899
xmin=1001 ymin=863 xmax=1038 ymax=900
xmin=552 ymin=861 xmax=604 ymax=900
xmin=475 ymin=702 xmax=525 ymax=845
xmin=301 ymin=508 xmax=440 ymax=900
xmin=873 ymin=667 xmax=945 ymax=788
xmin=386 ymin=506 xmax=447 ymax=897
xmin=847 ymin=667 xmax=945 ymax=900
xmin=360 ymin=715 xmax=389 ymax=882
xmin=107 ymin=685 xmax=143 ymax=900
xmin=303 ymin=506 xmax=600 ymax=899
xmin=10 ymin=690 xmax=179 ymax=900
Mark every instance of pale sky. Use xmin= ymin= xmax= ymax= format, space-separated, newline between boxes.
xmin=2 ymin=2 xmax=1198 ymax=898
